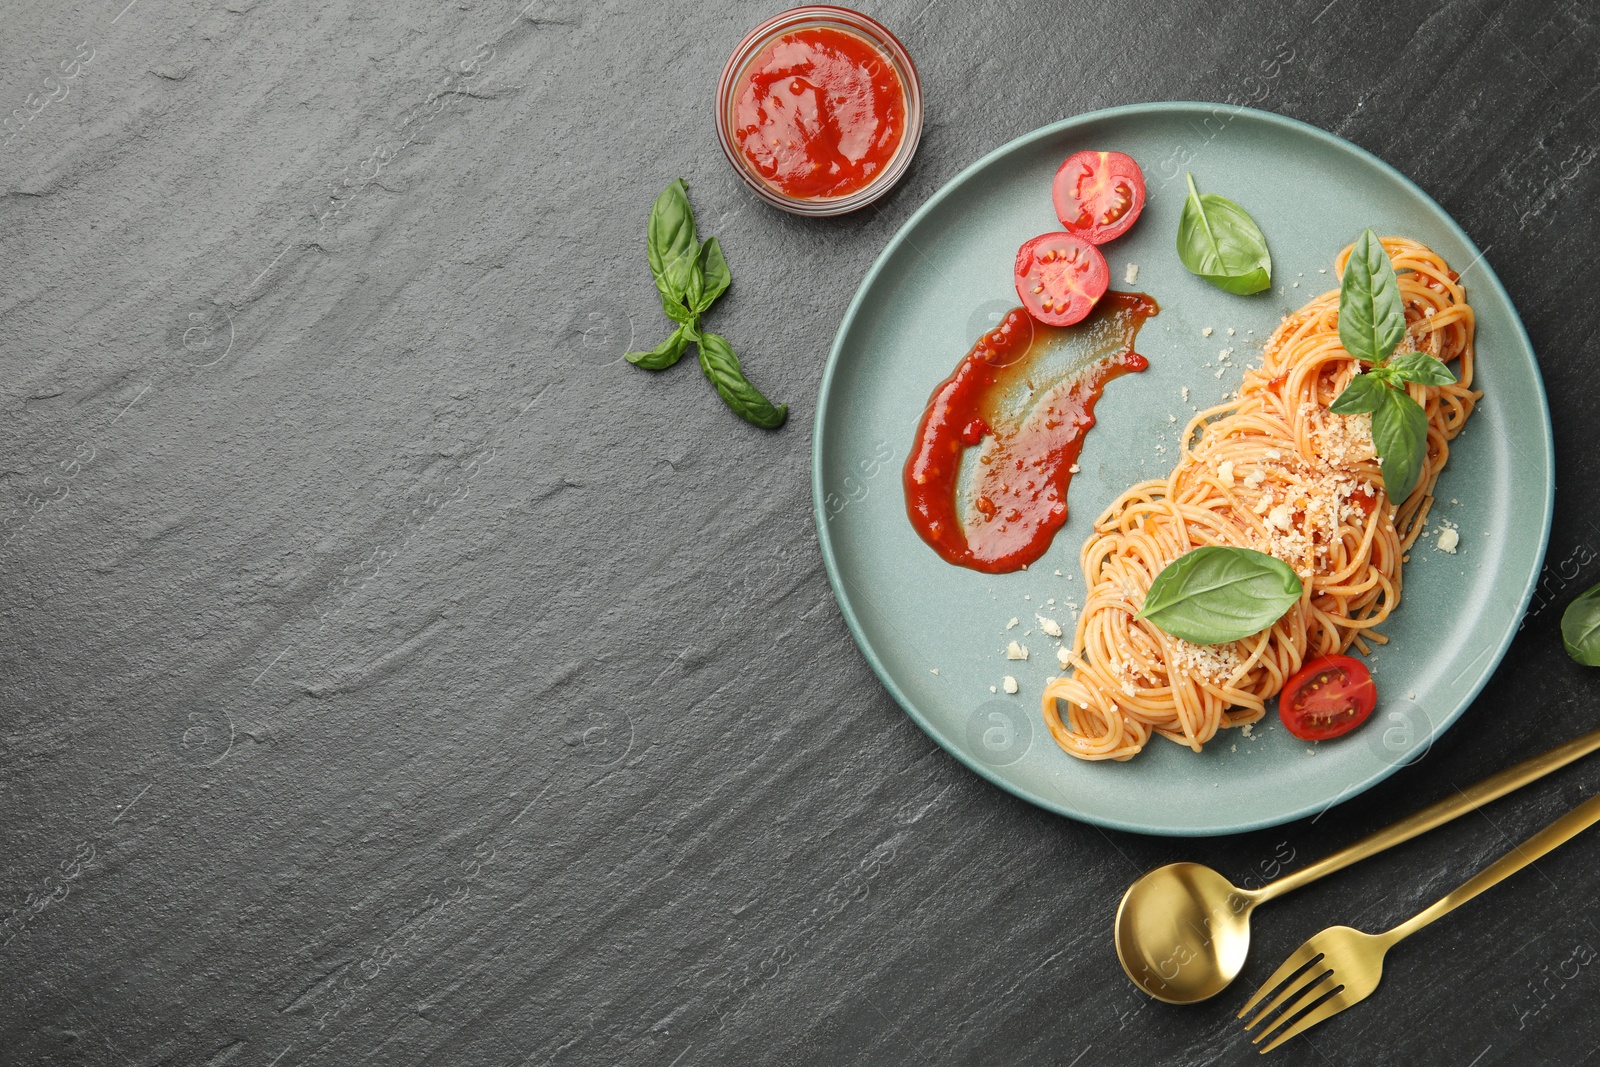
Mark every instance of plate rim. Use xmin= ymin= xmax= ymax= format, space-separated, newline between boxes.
xmin=811 ymin=101 xmax=1555 ymax=837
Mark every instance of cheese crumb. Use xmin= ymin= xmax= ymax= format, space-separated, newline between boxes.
xmin=1002 ymin=676 xmax=1019 ymax=695
xmin=1069 ymin=463 xmax=1080 ymax=474
xmin=1267 ymin=503 xmax=1294 ymax=530
xmin=1202 ymin=327 xmax=1214 ymax=337
xmin=1124 ymin=263 xmax=1140 ymax=284
xmin=1006 ymin=617 xmax=1019 ymax=630
xmin=1243 ymin=469 xmax=1266 ymax=489
xmin=1054 ymin=569 xmax=1063 ymax=576
xmin=1037 ymin=614 xmax=1063 ymax=638
xmin=1057 ymin=646 xmax=1072 ymax=668
xmin=930 ymin=668 xmax=939 ymax=675
xmin=1263 ymin=448 xmax=1282 ymax=460
xmin=1006 ymin=640 xmax=1029 ymax=660
xmin=1218 ymin=460 xmax=1235 ymax=485
xmin=1241 ymin=723 xmax=1254 ymax=737
xmin=1437 ymin=527 xmax=1460 ymax=553
xmin=990 ymin=685 xmax=997 ymax=693
xmin=1181 ymin=387 xmax=1190 ymax=402
xmin=1227 ymin=328 xmax=1236 ymax=336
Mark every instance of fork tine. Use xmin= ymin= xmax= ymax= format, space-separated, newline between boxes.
xmin=1237 ymin=943 xmax=1324 ymax=1021
xmin=1246 ymin=967 xmax=1334 ymax=1036
xmin=1256 ymin=986 xmax=1350 ymax=1054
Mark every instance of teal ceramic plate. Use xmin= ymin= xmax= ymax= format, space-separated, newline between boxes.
xmin=813 ymin=103 xmax=1554 ymax=836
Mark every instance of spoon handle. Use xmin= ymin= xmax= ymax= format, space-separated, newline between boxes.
xmin=1257 ymin=723 xmax=1600 ymax=902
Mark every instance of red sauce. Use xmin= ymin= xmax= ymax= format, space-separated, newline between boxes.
xmin=904 ymin=293 xmax=1159 ymax=573
xmin=731 ymin=26 xmax=906 ymax=200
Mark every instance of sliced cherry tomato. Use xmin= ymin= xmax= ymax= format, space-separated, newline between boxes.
xmin=1014 ymin=232 xmax=1109 ymax=327
xmin=1052 ymin=150 xmax=1147 ymax=245
xmin=1278 ymin=654 xmax=1377 ymax=741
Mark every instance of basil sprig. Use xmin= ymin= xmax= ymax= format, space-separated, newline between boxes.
xmin=1175 ymin=173 xmax=1272 ymax=295
xmin=1327 ymin=230 xmax=1456 ymax=500
xmin=627 ymin=179 xmax=787 ymax=429
xmin=1136 ymin=546 xmax=1303 ymax=645
xmin=1561 ymin=581 xmax=1600 ymax=666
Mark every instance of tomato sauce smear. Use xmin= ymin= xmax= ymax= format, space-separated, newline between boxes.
xmin=904 ymin=293 xmax=1159 ymax=573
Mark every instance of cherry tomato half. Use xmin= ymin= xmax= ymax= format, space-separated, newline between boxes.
xmin=1278 ymin=654 xmax=1377 ymax=741
xmin=1013 ymin=232 xmax=1109 ymax=327
xmin=1052 ymin=151 xmax=1147 ymax=245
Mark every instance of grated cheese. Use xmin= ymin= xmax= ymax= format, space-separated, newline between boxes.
xmin=1169 ymin=638 xmax=1245 ymax=684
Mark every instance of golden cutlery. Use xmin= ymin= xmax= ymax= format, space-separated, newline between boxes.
xmin=1238 ymin=789 xmax=1600 ymax=1052
xmin=1116 ymin=724 xmax=1600 ymax=1003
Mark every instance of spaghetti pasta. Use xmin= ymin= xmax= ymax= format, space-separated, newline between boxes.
xmin=1042 ymin=237 xmax=1477 ymax=761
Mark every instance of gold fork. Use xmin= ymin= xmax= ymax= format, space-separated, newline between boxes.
xmin=1239 ymin=789 xmax=1600 ymax=1053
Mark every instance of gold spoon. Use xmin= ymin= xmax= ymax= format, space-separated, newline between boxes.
xmin=1114 ymin=723 xmax=1600 ymax=1004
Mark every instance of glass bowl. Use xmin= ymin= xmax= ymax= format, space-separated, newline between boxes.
xmin=715 ymin=5 xmax=923 ymax=216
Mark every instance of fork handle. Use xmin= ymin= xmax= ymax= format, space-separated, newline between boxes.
xmin=1384 ymin=790 xmax=1600 ymax=943
xmin=1258 ymin=724 xmax=1600 ymax=902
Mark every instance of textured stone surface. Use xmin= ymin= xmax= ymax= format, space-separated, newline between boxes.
xmin=3 ymin=0 xmax=1599 ymax=1064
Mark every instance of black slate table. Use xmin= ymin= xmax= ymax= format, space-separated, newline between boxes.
xmin=3 ymin=1 xmax=1598 ymax=1064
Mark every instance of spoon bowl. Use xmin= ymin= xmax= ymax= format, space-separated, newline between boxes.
xmin=1114 ymin=862 xmax=1261 ymax=1004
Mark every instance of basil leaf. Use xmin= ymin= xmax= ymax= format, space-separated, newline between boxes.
xmin=1338 ymin=229 xmax=1406 ymax=365
xmin=647 ymin=179 xmax=699 ymax=304
xmin=693 ymin=237 xmax=731 ymax=313
xmin=1175 ymin=173 xmax=1272 ymax=296
xmin=1328 ymin=372 xmax=1388 ymax=415
xmin=1561 ymin=581 xmax=1600 ymax=666
xmin=1135 ymin=546 xmax=1303 ymax=645
xmin=1371 ymin=386 xmax=1428 ymax=501
xmin=1384 ymin=350 xmax=1456 ymax=387
xmin=665 ymin=247 xmax=701 ymax=307
xmin=696 ymin=331 xmax=787 ymax=429
xmin=625 ymin=326 xmax=690 ymax=371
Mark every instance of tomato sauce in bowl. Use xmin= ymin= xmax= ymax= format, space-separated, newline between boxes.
xmin=717 ymin=7 xmax=921 ymax=215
